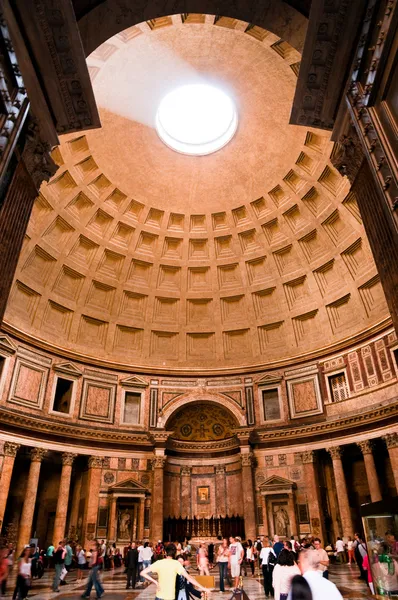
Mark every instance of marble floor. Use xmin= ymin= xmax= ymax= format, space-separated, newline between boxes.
xmin=2 ymin=563 xmax=372 ymax=600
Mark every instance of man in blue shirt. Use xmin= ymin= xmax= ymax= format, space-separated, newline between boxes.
xmin=273 ymin=535 xmax=284 ymax=557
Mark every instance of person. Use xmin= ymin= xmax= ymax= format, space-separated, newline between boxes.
xmin=0 ymin=547 xmax=9 ymax=600
xmin=287 ymin=549 xmax=342 ymax=600
xmin=256 ymin=538 xmax=262 ymax=571
xmin=372 ymin=542 xmax=398 ymax=596
xmin=16 ymin=547 xmax=32 ymax=600
xmin=52 ymin=540 xmax=66 ymax=592
xmin=361 ymin=551 xmax=374 ymax=595
xmin=217 ymin=538 xmax=229 ymax=592
xmin=312 ymin=539 xmax=329 ymax=579
xmin=386 ymin=530 xmax=398 ymax=556
xmin=228 ymin=536 xmax=244 ymax=589
xmin=81 ymin=541 xmax=104 ymax=599
xmin=46 ymin=542 xmax=55 ymax=568
xmin=77 ymin=546 xmax=87 ymax=582
xmin=273 ymin=549 xmax=300 ymax=600
xmin=335 ymin=538 xmax=345 ymax=564
xmin=60 ymin=539 xmax=73 ymax=585
xmin=260 ymin=542 xmax=277 ymax=598
xmin=291 ymin=537 xmax=301 ymax=554
xmin=141 ymin=543 xmax=210 ymax=600
xmin=289 ymin=574 xmax=313 ymax=600
xmin=246 ymin=540 xmax=256 ymax=577
xmin=141 ymin=541 xmax=153 ymax=585
xmin=137 ymin=540 xmax=144 ymax=583
xmin=273 ymin=535 xmax=284 ymax=558
xmin=197 ymin=543 xmax=209 ymax=576
xmin=346 ymin=537 xmax=355 ymax=565
xmin=126 ymin=541 xmax=139 ymax=589
xmin=353 ymin=533 xmax=367 ymax=580
xmin=175 ymin=554 xmax=202 ymax=600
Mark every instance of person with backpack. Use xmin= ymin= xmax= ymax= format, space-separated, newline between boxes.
xmin=81 ymin=541 xmax=104 ymax=599
xmin=260 ymin=541 xmax=276 ymax=597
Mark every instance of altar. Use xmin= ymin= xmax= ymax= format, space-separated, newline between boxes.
xmin=163 ymin=515 xmax=245 ymax=541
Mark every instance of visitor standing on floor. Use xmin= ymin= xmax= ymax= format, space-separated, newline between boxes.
xmin=60 ymin=539 xmax=73 ymax=586
xmin=81 ymin=541 xmax=104 ymax=599
xmin=126 ymin=541 xmax=139 ymax=589
xmin=217 ymin=538 xmax=229 ymax=592
xmin=175 ymin=554 xmax=204 ymax=600
xmin=353 ymin=533 xmax=367 ymax=580
xmin=246 ymin=540 xmax=256 ymax=577
xmin=260 ymin=541 xmax=277 ymax=598
xmin=76 ymin=545 xmax=87 ymax=582
xmin=273 ymin=549 xmax=300 ymax=600
xmin=142 ymin=541 xmax=153 ymax=585
xmin=137 ymin=540 xmax=144 ymax=583
xmin=273 ymin=536 xmax=284 ymax=558
xmin=346 ymin=537 xmax=355 ymax=565
xmin=289 ymin=575 xmax=313 ymax=600
xmin=287 ymin=549 xmax=342 ymax=600
xmin=141 ymin=544 xmax=210 ymax=600
xmin=16 ymin=547 xmax=32 ymax=600
xmin=197 ymin=543 xmax=210 ymax=576
xmin=52 ymin=540 xmax=66 ymax=592
xmin=312 ymin=539 xmax=329 ymax=579
xmin=228 ymin=536 xmax=244 ymax=589
xmin=335 ymin=538 xmax=346 ymax=564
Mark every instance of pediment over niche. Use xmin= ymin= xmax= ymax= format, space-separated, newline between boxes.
xmin=0 ymin=334 xmax=17 ymax=356
xmin=120 ymin=375 xmax=148 ymax=388
xmin=259 ymin=475 xmax=296 ymax=493
xmin=109 ymin=478 xmax=148 ymax=493
xmin=53 ymin=362 xmax=83 ymax=377
xmin=257 ymin=373 xmax=283 ymax=385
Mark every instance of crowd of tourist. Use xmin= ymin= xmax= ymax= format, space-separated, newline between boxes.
xmin=0 ymin=529 xmax=397 ymax=599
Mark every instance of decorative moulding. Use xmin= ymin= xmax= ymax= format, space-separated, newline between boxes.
xmin=120 ymin=375 xmax=148 ymax=388
xmin=257 ymin=372 xmax=283 ymax=385
xmin=0 ymin=334 xmax=17 ymax=356
xmin=108 ymin=477 xmax=148 ymax=494
xmin=259 ymin=475 xmax=296 ymax=494
xmin=53 ymin=361 xmax=83 ymax=378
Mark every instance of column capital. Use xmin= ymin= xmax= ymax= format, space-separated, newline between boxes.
xmin=383 ymin=433 xmax=398 ymax=449
xmin=301 ymin=450 xmax=316 ymax=464
xmin=4 ymin=442 xmax=20 ymax=457
xmin=30 ymin=447 xmax=47 ymax=462
xmin=62 ymin=452 xmax=77 ymax=466
xmin=180 ymin=466 xmax=192 ymax=476
xmin=240 ymin=452 xmax=254 ymax=467
xmin=215 ymin=464 xmax=226 ymax=474
xmin=88 ymin=456 xmax=103 ymax=469
xmin=357 ymin=440 xmax=373 ymax=455
xmin=328 ymin=446 xmax=343 ymax=460
xmin=151 ymin=456 xmax=167 ymax=469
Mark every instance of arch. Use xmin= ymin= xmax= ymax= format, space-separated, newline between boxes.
xmin=162 ymin=390 xmax=246 ymax=428
xmin=77 ymin=1 xmax=308 ymax=57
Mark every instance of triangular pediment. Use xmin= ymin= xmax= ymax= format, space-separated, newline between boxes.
xmin=0 ymin=334 xmax=17 ymax=356
xmin=120 ymin=375 xmax=148 ymax=388
xmin=257 ymin=373 xmax=283 ymax=385
xmin=53 ymin=362 xmax=83 ymax=377
xmin=260 ymin=475 xmax=295 ymax=489
xmin=109 ymin=478 xmax=148 ymax=492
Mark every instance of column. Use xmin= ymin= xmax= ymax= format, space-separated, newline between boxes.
xmin=262 ymin=496 xmax=269 ymax=538
xmin=357 ymin=440 xmax=382 ymax=502
xmin=69 ymin=471 xmax=82 ymax=537
xmin=83 ymin=456 xmax=103 ymax=548
xmin=17 ymin=447 xmax=47 ymax=555
xmin=52 ymin=453 xmax=77 ymax=544
xmin=151 ymin=455 xmax=166 ymax=542
xmin=215 ymin=464 xmax=227 ymax=516
xmin=0 ymin=442 xmax=20 ymax=532
xmin=328 ymin=446 xmax=353 ymax=538
xmin=109 ymin=496 xmax=117 ymax=541
xmin=300 ymin=451 xmax=324 ymax=540
xmin=287 ymin=493 xmax=298 ymax=537
xmin=138 ymin=497 xmax=145 ymax=541
xmin=383 ymin=433 xmax=398 ymax=492
xmin=240 ymin=450 xmax=256 ymax=541
xmin=180 ymin=466 xmax=191 ymax=517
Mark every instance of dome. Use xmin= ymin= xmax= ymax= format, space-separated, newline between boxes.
xmin=4 ymin=17 xmax=389 ymax=373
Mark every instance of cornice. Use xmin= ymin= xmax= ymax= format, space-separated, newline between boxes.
xmin=168 ymin=436 xmax=239 ymax=452
xmin=1 ymin=318 xmax=391 ymax=377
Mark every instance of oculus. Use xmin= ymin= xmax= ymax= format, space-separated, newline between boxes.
xmin=155 ymin=84 xmax=238 ymax=155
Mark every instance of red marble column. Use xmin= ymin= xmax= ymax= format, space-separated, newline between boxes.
xmin=109 ymin=496 xmax=117 ymax=542
xmin=357 ymin=440 xmax=382 ymax=502
xmin=328 ymin=446 xmax=353 ymax=538
xmin=215 ymin=464 xmax=227 ymax=517
xmin=69 ymin=470 xmax=82 ymax=537
xmin=240 ymin=450 xmax=256 ymax=541
xmin=138 ymin=497 xmax=145 ymax=541
xmin=17 ymin=447 xmax=47 ymax=555
xmin=180 ymin=466 xmax=191 ymax=518
xmin=151 ymin=455 xmax=166 ymax=542
xmin=53 ymin=453 xmax=77 ymax=544
xmin=83 ymin=456 xmax=103 ymax=547
xmin=383 ymin=433 xmax=398 ymax=493
xmin=0 ymin=442 xmax=20 ymax=532
xmin=287 ymin=493 xmax=298 ymax=537
xmin=300 ymin=451 xmax=324 ymax=540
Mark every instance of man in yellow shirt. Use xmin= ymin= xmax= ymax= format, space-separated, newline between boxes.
xmin=141 ymin=544 xmax=210 ymax=600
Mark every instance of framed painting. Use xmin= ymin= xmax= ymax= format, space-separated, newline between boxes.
xmin=197 ymin=486 xmax=210 ymax=504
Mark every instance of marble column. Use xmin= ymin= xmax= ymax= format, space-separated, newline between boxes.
xmin=138 ymin=497 xmax=145 ymax=541
xmin=83 ymin=456 xmax=103 ymax=548
xmin=180 ymin=466 xmax=191 ymax=517
xmin=17 ymin=448 xmax=47 ymax=555
xmin=151 ymin=455 xmax=166 ymax=542
xmin=69 ymin=471 xmax=83 ymax=537
xmin=328 ymin=446 xmax=353 ymax=538
xmin=240 ymin=450 xmax=256 ymax=541
xmin=109 ymin=496 xmax=117 ymax=541
xmin=0 ymin=442 xmax=20 ymax=533
xmin=357 ymin=440 xmax=382 ymax=502
xmin=52 ymin=453 xmax=77 ymax=544
xmin=215 ymin=464 xmax=227 ymax=516
xmin=383 ymin=433 xmax=398 ymax=492
xmin=262 ymin=496 xmax=269 ymax=538
xmin=300 ymin=451 xmax=324 ymax=540
xmin=287 ymin=493 xmax=298 ymax=537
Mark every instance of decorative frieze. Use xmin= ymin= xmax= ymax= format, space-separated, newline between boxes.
xmin=383 ymin=433 xmax=398 ymax=449
xmin=181 ymin=466 xmax=192 ymax=476
xmin=356 ymin=440 xmax=373 ymax=455
xmin=328 ymin=446 xmax=343 ymax=460
xmin=240 ymin=452 xmax=254 ymax=467
xmin=88 ymin=456 xmax=103 ymax=469
xmin=3 ymin=442 xmax=20 ymax=457
xmin=61 ymin=452 xmax=77 ymax=466
xmin=151 ymin=456 xmax=167 ymax=469
xmin=301 ymin=451 xmax=315 ymax=464
xmin=30 ymin=447 xmax=47 ymax=462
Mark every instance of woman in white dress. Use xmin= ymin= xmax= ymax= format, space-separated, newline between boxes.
xmin=272 ymin=549 xmax=300 ymax=600
xmin=16 ymin=547 xmax=32 ymax=600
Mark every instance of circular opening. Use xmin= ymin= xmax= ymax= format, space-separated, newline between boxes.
xmin=156 ymin=84 xmax=238 ymax=155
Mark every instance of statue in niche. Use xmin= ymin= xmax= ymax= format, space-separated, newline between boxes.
xmin=274 ymin=505 xmax=289 ymax=537
xmin=118 ymin=509 xmax=132 ymax=538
